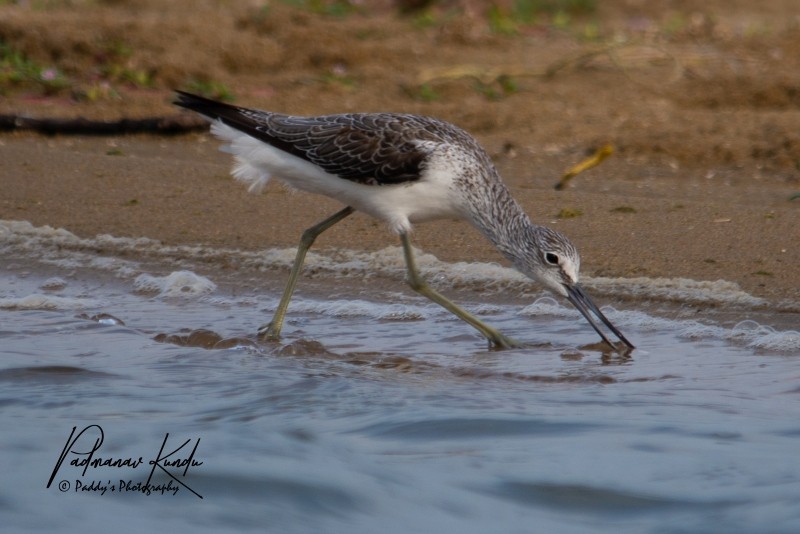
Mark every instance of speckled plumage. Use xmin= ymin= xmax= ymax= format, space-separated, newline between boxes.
xmin=175 ymin=91 xmax=633 ymax=350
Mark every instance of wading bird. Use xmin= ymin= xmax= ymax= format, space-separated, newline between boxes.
xmin=175 ymin=91 xmax=634 ymax=351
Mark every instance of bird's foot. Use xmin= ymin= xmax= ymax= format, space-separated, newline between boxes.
xmin=487 ymin=332 xmax=524 ymax=350
xmin=257 ymin=322 xmax=281 ymax=342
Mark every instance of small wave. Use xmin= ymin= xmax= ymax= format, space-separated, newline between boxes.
xmin=290 ymin=299 xmax=429 ymax=321
xmin=602 ymin=309 xmax=800 ymax=353
xmin=0 ymin=365 xmax=117 ymax=383
xmin=519 ymin=302 xmax=799 ymax=353
xmin=0 ymin=219 xmax=789 ymax=312
xmin=76 ymin=312 xmax=126 ymax=326
xmin=588 ymin=276 xmax=766 ymax=307
xmin=520 ymin=297 xmax=574 ymax=317
xmin=0 ymin=293 xmax=100 ymax=311
xmin=133 ymin=271 xmax=217 ymax=297
xmin=731 ymin=320 xmax=800 ymax=352
xmin=39 ymin=277 xmax=68 ymax=291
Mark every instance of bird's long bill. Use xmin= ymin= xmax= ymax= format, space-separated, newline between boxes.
xmin=565 ymin=284 xmax=635 ymax=351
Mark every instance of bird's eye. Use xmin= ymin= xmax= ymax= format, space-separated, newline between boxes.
xmin=544 ymin=252 xmax=559 ymax=265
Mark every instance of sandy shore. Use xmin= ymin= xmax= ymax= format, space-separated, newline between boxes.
xmin=2 ymin=131 xmax=797 ymax=310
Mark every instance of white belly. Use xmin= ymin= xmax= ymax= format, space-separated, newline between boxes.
xmin=212 ymin=121 xmax=464 ymax=234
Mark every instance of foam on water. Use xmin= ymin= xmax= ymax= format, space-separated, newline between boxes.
xmin=521 ymin=297 xmax=800 ymax=352
xmin=291 ymin=298 xmax=429 ymax=321
xmin=0 ymin=219 xmax=784 ymax=308
xmin=588 ymin=276 xmax=767 ymax=307
xmin=133 ymin=271 xmax=217 ymax=298
xmin=0 ymin=293 xmax=101 ymax=311
xmin=39 ymin=276 xmax=68 ymax=290
xmin=1 ymin=218 xmax=797 ymax=352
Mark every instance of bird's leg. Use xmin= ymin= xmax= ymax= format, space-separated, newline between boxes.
xmin=259 ymin=206 xmax=355 ymax=340
xmin=400 ymin=233 xmax=520 ymax=349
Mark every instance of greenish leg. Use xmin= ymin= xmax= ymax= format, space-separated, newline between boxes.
xmin=399 ymin=233 xmax=520 ymax=349
xmin=259 ymin=206 xmax=355 ymax=340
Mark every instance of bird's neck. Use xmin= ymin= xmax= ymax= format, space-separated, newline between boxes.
xmin=462 ymin=178 xmax=535 ymax=267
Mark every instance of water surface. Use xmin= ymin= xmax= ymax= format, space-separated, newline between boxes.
xmin=1 ymin=220 xmax=799 ymax=533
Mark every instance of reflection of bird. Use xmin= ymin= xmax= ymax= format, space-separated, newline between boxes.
xmin=175 ymin=91 xmax=634 ymax=351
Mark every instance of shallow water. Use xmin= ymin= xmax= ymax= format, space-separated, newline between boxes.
xmin=2 ymin=220 xmax=800 ymax=533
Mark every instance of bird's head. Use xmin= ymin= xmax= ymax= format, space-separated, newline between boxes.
xmin=513 ymin=226 xmax=580 ymax=297
xmin=513 ymin=226 xmax=634 ymax=351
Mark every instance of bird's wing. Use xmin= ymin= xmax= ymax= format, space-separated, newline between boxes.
xmin=175 ymin=91 xmax=447 ymax=185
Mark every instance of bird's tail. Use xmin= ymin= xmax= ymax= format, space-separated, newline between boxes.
xmin=175 ymin=91 xmax=273 ymax=194
xmin=174 ymin=91 xmax=245 ymax=123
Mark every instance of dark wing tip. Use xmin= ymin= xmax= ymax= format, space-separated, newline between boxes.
xmin=173 ymin=90 xmax=206 ymax=109
xmin=173 ymin=90 xmax=239 ymax=120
